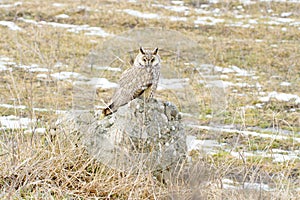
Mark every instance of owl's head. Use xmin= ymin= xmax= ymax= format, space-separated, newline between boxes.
xmin=134 ymin=47 xmax=160 ymax=68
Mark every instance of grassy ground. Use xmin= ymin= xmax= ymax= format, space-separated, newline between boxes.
xmin=0 ymin=0 xmax=299 ymax=199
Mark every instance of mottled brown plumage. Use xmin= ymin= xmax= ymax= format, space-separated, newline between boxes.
xmin=103 ymin=47 xmax=161 ymax=116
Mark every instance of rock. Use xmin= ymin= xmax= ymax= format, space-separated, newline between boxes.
xmin=83 ymin=98 xmax=187 ymax=172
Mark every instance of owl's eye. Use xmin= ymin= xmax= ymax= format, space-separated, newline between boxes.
xmin=151 ymin=57 xmax=155 ymax=62
xmin=143 ymin=57 xmax=147 ymax=62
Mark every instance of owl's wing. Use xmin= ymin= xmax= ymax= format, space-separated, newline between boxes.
xmin=104 ymin=67 xmax=152 ymax=116
xmin=118 ymin=67 xmax=140 ymax=87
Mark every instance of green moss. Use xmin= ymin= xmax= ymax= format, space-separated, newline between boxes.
xmin=247 ymin=155 xmax=273 ymax=163
xmin=212 ymin=151 xmax=231 ymax=159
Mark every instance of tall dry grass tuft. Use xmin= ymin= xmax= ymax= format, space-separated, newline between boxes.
xmin=0 ymin=124 xmax=176 ymax=199
xmin=2 ymin=125 xmax=297 ymax=199
xmin=0 ymin=126 xmax=168 ymax=199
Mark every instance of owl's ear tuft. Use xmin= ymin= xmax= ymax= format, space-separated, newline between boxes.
xmin=153 ymin=47 xmax=158 ymax=55
xmin=140 ymin=46 xmax=145 ymax=54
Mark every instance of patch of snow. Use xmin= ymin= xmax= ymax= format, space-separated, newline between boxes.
xmin=220 ymin=74 xmax=229 ymax=79
xmin=18 ymin=18 xmax=38 ymax=25
xmin=16 ymin=64 xmax=39 ymax=70
xmin=18 ymin=18 xmax=111 ymax=37
xmin=51 ymin=72 xmax=86 ymax=80
xmin=0 ymin=4 xmax=13 ymax=8
xmin=123 ymin=9 xmax=160 ymax=19
xmin=53 ymin=62 xmax=68 ymax=68
xmin=0 ymin=2 xmax=22 ymax=8
xmin=266 ymin=20 xmax=281 ymax=26
xmin=230 ymin=151 xmax=256 ymax=158
xmin=83 ymin=27 xmax=112 ymax=37
xmin=186 ymin=135 xmax=202 ymax=152
xmin=186 ymin=135 xmax=221 ymax=153
xmin=42 ymin=22 xmax=83 ymax=33
xmin=222 ymin=178 xmax=234 ymax=184
xmin=272 ymin=151 xmax=300 ymax=162
xmin=234 ymin=82 xmax=251 ymax=87
xmin=281 ymin=12 xmax=293 ymax=17
xmin=55 ymin=14 xmax=70 ymax=19
xmin=0 ymin=56 xmax=14 ymax=71
xmin=213 ymin=66 xmax=235 ymax=73
xmin=222 ymin=178 xmax=273 ymax=191
xmin=194 ymin=8 xmax=211 ymax=15
xmin=248 ymin=19 xmax=258 ymax=24
xmin=280 ymin=81 xmax=291 ymax=86
xmin=168 ymin=16 xmax=187 ymax=22
xmin=52 ymin=3 xmax=65 ymax=7
xmin=230 ymin=65 xmax=254 ymax=76
xmin=291 ymin=21 xmax=300 ymax=26
xmin=162 ymin=5 xmax=189 ymax=13
xmin=24 ymin=127 xmax=46 ymax=134
xmin=94 ymin=66 xmax=122 ymax=72
xmin=187 ymin=124 xmax=300 ymax=142
xmin=157 ymin=78 xmax=189 ymax=90
xmin=0 ymin=21 xmax=22 ymax=31
xmin=212 ymin=8 xmax=221 ymax=14
xmin=240 ymin=105 xmax=256 ymax=110
xmin=0 ymin=115 xmax=35 ymax=129
xmin=256 ymin=82 xmax=262 ymax=90
xmin=235 ymin=15 xmax=245 ymax=19
xmin=244 ymin=182 xmax=273 ymax=191
xmin=0 ymin=103 xmax=65 ymax=114
xmin=200 ymin=4 xmax=210 ymax=8
xmin=226 ymin=22 xmax=254 ymax=28
xmin=255 ymin=103 xmax=263 ymax=108
xmin=0 ymin=65 xmax=8 ymax=71
xmin=205 ymin=80 xmax=233 ymax=88
xmin=77 ymin=6 xmax=91 ymax=12
xmin=237 ymin=5 xmax=244 ymax=10
xmin=207 ymin=65 xmax=254 ymax=77
xmin=74 ymin=77 xmax=118 ymax=89
xmin=205 ymin=80 xmax=260 ymax=89
xmin=275 ymin=17 xmax=295 ymax=23
xmin=259 ymin=91 xmax=300 ymax=104
xmin=36 ymin=74 xmax=48 ymax=79
xmin=194 ymin=16 xmax=225 ymax=26
xmin=29 ymin=67 xmax=49 ymax=72
xmin=266 ymin=17 xmax=296 ymax=26
xmin=0 ymin=103 xmax=26 ymax=110
xmin=209 ymin=0 xmax=219 ymax=3
xmin=152 ymin=3 xmax=189 ymax=13
xmin=230 ymin=148 xmax=300 ymax=163
xmin=171 ymin=0 xmax=184 ymax=5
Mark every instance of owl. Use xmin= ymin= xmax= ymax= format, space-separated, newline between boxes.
xmin=103 ymin=47 xmax=161 ymax=116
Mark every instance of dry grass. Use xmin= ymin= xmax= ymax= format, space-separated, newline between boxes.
xmin=1 ymin=0 xmax=300 ymax=199
xmin=1 ymin=128 xmax=298 ymax=199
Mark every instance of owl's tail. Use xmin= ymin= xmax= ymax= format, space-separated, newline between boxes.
xmin=102 ymin=103 xmax=114 ymax=116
